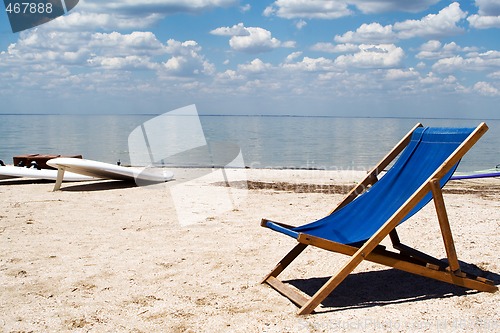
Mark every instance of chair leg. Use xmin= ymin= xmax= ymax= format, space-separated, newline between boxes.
xmin=430 ymin=179 xmax=461 ymax=274
xmin=297 ymin=246 xmax=368 ymax=315
xmin=261 ymin=243 xmax=308 ymax=284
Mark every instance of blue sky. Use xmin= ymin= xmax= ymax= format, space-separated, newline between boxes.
xmin=0 ymin=0 xmax=499 ymax=118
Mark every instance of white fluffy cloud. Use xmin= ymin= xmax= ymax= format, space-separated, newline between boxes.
xmin=350 ymin=0 xmax=441 ymax=14
xmin=295 ymin=20 xmax=307 ymax=30
xmin=334 ymin=44 xmax=404 ymax=68
xmin=46 ymin=11 xmax=163 ymax=31
xmin=432 ymin=51 xmax=500 ymax=73
xmin=210 ymin=22 xmax=250 ymax=36
xmin=489 ymin=71 xmax=500 ymax=79
xmin=473 ymin=81 xmax=500 ymax=96
xmin=264 ymin=0 xmax=352 ymax=19
xmin=1 ymin=30 xmax=91 ymax=67
xmin=416 ymin=40 xmax=478 ymax=59
xmin=384 ymin=68 xmax=420 ymax=81
xmin=281 ymin=56 xmax=336 ymax=72
xmin=394 ymin=2 xmax=467 ymax=39
xmin=334 ymin=23 xmax=397 ymax=44
xmin=311 ymin=43 xmax=359 ymax=53
xmin=80 ymin=0 xmax=237 ymax=15
xmin=331 ymin=3 xmax=468 ymax=45
xmin=210 ymin=23 xmax=295 ymax=53
xmin=43 ymin=0 xmax=238 ymax=31
xmin=264 ymin=0 xmax=441 ymax=19
xmin=228 ymin=27 xmax=287 ymax=53
xmin=237 ymin=58 xmax=273 ymax=74
xmin=87 ymin=55 xmax=158 ymax=70
xmin=0 ymin=28 xmax=215 ymax=87
xmin=474 ymin=0 xmax=500 ymax=15
xmin=468 ymin=14 xmax=500 ymax=29
xmin=89 ymin=31 xmax=166 ymax=56
xmin=161 ymin=40 xmax=215 ymax=76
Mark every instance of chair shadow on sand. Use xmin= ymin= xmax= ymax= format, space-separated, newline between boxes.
xmin=285 ymin=262 xmax=500 ymax=313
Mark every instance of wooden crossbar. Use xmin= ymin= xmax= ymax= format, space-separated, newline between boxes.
xmin=266 ymin=276 xmax=309 ymax=307
xmin=261 ymin=242 xmax=307 ymax=283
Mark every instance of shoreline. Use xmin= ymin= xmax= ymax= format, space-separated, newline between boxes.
xmin=1 ymin=169 xmax=499 ymax=332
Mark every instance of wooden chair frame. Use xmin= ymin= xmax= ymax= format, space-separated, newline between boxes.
xmin=261 ymin=122 xmax=497 ymax=315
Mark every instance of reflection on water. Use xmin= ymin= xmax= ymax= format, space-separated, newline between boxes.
xmin=0 ymin=114 xmax=498 ymax=171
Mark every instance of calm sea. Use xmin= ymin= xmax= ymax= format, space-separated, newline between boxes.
xmin=0 ymin=114 xmax=498 ymax=172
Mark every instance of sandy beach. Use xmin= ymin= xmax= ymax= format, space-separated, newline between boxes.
xmin=1 ymin=168 xmax=499 ymax=332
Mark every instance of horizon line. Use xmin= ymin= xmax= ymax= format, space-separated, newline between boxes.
xmin=0 ymin=113 xmax=499 ymax=121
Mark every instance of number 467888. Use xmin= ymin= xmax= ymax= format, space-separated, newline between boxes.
xmin=5 ymin=2 xmax=54 ymax=14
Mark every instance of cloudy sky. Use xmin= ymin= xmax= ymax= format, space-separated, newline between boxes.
xmin=0 ymin=0 xmax=499 ymax=118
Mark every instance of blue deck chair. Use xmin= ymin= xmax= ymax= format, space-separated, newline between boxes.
xmin=261 ymin=123 xmax=497 ymax=315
